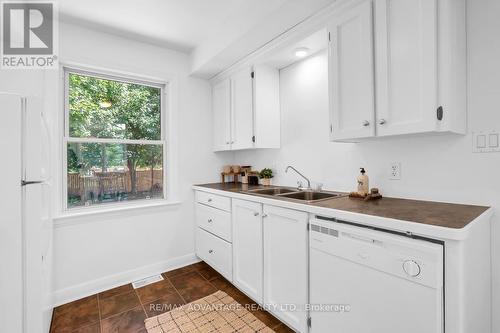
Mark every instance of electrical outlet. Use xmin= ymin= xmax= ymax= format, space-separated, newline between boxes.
xmin=390 ymin=162 xmax=401 ymax=180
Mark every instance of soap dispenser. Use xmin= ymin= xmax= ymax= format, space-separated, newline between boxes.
xmin=357 ymin=168 xmax=369 ymax=196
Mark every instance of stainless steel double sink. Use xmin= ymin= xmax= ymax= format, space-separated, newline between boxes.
xmin=244 ymin=187 xmax=346 ymax=203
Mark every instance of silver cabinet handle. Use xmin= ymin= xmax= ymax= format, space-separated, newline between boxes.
xmin=362 ymin=120 xmax=370 ymax=127
xmin=378 ymin=119 xmax=386 ymax=125
xmin=253 ymin=212 xmax=260 ymax=216
xmin=207 ymin=219 xmax=213 ymax=223
xmin=208 ymin=250 xmax=214 ymax=254
xmin=262 ymin=214 xmax=268 ymax=218
xmin=207 ymin=198 xmax=212 ymax=202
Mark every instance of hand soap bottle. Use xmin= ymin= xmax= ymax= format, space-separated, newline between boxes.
xmin=357 ymin=168 xmax=369 ymax=196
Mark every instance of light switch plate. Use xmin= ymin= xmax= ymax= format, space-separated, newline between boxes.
xmin=473 ymin=131 xmax=500 ymax=153
xmin=489 ymin=133 xmax=499 ymax=148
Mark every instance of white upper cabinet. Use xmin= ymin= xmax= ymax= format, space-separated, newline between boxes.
xmin=212 ymin=66 xmax=280 ymax=151
xmin=329 ymin=0 xmax=466 ymax=141
xmin=230 ymin=67 xmax=254 ymax=150
xmin=374 ymin=0 xmax=438 ymax=136
xmin=329 ymin=0 xmax=375 ymax=141
xmin=253 ymin=65 xmax=280 ymax=149
xmin=212 ymin=79 xmax=231 ymax=151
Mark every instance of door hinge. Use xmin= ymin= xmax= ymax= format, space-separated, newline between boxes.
xmin=251 ymin=71 xmax=254 ymax=79
xmin=307 ymin=223 xmax=310 ymax=231
xmin=436 ymin=106 xmax=443 ymax=121
xmin=307 ymin=317 xmax=312 ymax=328
xmin=330 ymin=124 xmax=333 ymax=132
xmin=252 ymin=135 xmax=255 ymax=143
xmin=328 ymin=32 xmax=331 ymax=42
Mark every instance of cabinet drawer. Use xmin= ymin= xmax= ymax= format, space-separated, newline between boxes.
xmin=196 ymin=203 xmax=231 ymax=242
xmin=196 ymin=191 xmax=231 ymax=212
xmin=196 ymin=228 xmax=232 ymax=281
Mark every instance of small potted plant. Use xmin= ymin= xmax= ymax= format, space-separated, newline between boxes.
xmin=259 ymin=168 xmax=274 ymax=186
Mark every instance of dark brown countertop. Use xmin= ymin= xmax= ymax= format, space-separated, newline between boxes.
xmin=194 ymin=183 xmax=490 ymax=229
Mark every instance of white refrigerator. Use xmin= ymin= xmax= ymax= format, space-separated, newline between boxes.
xmin=0 ymin=93 xmax=52 ymax=333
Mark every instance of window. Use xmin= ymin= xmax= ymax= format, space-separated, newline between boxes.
xmin=64 ymin=69 xmax=166 ymax=209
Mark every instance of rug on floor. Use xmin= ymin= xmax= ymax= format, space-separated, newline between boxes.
xmin=144 ymin=290 xmax=275 ymax=333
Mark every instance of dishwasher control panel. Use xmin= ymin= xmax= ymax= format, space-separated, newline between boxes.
xmin=309 ymin=219 xmax=444 ymax=289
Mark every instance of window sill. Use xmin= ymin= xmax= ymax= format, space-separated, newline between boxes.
xmin=53 ymin=200 xmax=182 ymax=228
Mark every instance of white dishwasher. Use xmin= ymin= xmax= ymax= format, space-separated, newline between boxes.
xmin=309 ymin=217 xmax=444 ymax=333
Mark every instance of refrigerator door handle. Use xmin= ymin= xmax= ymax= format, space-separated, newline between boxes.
xmin=21 ymin=180 xmax=44 ymax=186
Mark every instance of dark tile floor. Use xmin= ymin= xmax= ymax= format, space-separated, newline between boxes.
xmin=50 ymin=261 xmax=293 ymax=333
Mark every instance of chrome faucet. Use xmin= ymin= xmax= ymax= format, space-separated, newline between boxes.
xmin=285 ymin=166 xmax=311 ymax=190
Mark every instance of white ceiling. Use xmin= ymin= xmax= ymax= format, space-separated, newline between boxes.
xmin=57 ymin=0 xmax=337 ymax=77
xmin=57 ymin=0 xmax=289 ymax=53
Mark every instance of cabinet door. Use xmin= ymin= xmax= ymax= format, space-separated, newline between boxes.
xmin=212 ymin=79 xmax=231 ymax=151
xmin=375 ymin=0 xmax=437 ymax=136
xmin=329 ymin=0 xmax=375 ymax=141
xmin=230 ymin=67 xmax=254 ymax=150
xmin=253 ymin=65 xmax=280 ymax=149
xmin=263 ymin=206 xmax=309 ymax=333
xmin=232 ymin=199 xmax=263 ymax=303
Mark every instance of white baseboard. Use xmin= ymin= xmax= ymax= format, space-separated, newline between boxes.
xmin=52 ymin=253 xmax=200 ymax=307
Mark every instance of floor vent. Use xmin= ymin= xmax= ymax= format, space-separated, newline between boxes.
xmin=132 ymin=274 xmax=164 ymax=289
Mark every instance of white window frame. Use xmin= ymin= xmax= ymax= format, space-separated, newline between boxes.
xmin=62 ymin=66 xmax=169 ymax=212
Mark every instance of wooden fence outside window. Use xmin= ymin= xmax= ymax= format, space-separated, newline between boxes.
xmin=67 ymin=169 xmax=163 ymax=198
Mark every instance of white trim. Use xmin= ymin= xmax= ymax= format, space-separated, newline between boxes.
xmin=52 ymin=253 xmax=200 ymax=307
xmin=161 ymin=81 xmax=169 ymax=202
xmin=61 ymin=65 xmax=169 ymax=213
xmin=60 ymin=61 xmax=168 ymax=87
xmin=65 ymin=137 xmax=164 ymax=145
xmin=62 ymin=70 xmax=68 ymax=211
xmin=53 ymin=199 xmax=182 ymax=227
xmin=64 ymin=70 xmax=70 ymax=138
xmin=164 ymin=76 xmax=179 ymax=203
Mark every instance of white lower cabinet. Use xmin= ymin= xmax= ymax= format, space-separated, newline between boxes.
xmin=232 ymin=199 xmax=264 ymax=303
xmin=263 ymin=205 xmax=309 ymax=333
xmin=196 ymin=192 xmax=309 ymax=332
xmin=196 ymin=228 xmax=233 ymax=281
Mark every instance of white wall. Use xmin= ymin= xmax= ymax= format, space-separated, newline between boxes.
xmin=233 ymin=1 xmax=500 ymax=331
xmin=48 ymin=23 xmax=226 ymax=305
